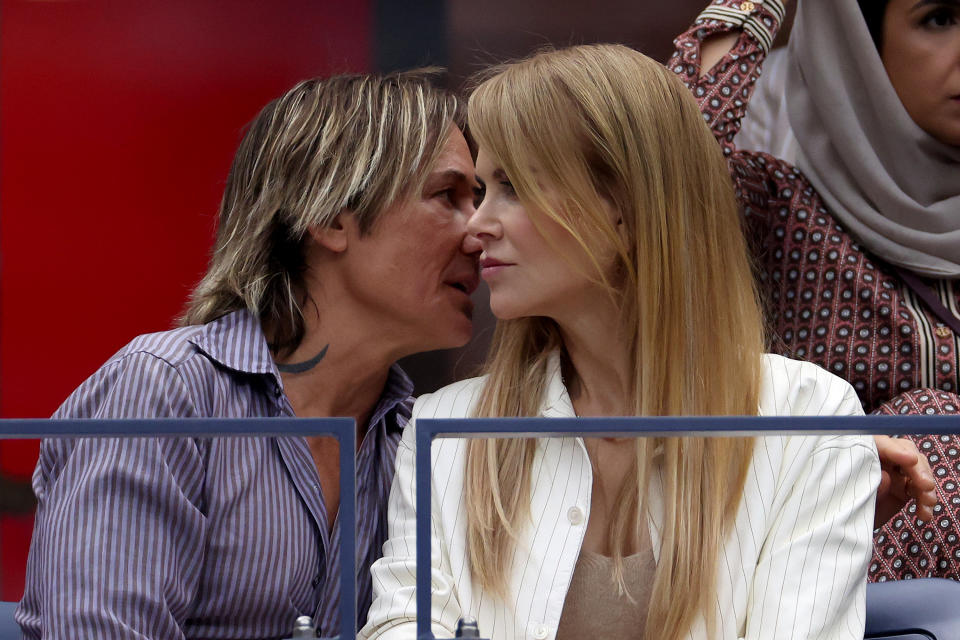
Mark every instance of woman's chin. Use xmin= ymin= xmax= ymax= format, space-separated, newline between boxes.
xmin=489 ymin=300 xmax=534 ymax=321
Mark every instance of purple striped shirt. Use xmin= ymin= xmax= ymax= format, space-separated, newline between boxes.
xmin=16 ymin=310 xmax=412 ymax=639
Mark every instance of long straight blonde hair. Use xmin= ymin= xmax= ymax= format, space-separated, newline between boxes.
xmin=465 ymin=44 xmax=766 ymax=640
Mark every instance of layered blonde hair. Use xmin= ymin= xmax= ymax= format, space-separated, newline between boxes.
xmin=181 ymin=71 xmax=462 ymax=355
xmin=465 ymin=44 xmax=765 ymax=639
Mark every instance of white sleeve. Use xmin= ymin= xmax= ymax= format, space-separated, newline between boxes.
xmin=360 ymin=414 xmax=463 ymax=640
xmin=744 ymin=361 xmax=880 ymax=639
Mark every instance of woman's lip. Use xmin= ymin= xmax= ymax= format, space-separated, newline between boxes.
xmin=480 ymin=264 xmax=512 ymax=279
xmin=480 ymin=257 xmax=512 ymax=268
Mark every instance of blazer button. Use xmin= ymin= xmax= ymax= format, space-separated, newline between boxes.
xmin=567 ymin=506 xmax=584 ymax=525
xmin=533 ymin=623 xmax=550 ymax=639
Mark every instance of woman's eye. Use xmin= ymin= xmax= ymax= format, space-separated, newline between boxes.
xmin=473 ymin=185 xmax=486 ymax=208
xmin=500 ymin=180 xmax=516 ymax=196
xmin=921 ymin=7 xmax=957 ymax=28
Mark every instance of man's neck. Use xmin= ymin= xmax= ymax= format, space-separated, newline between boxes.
xmin=278 ymin=335 xmax=393 ymax=431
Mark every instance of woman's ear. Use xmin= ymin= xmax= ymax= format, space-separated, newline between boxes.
xmin=307 ymin=211 xmax=358 ymax=253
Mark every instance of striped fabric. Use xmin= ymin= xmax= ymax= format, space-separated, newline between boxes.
xmin=696 ymin=0 xmax=785 ymax=54
xmin=16 ymin=310 xmax=412 ymax=640
xmin=362 ymin=353 xmax=880 ymax=640
xmin=898 ymin=281 xmax=960 ymax=392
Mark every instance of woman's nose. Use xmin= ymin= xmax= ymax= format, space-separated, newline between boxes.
xmin=466 ymin=200 xmax=500 ymax=241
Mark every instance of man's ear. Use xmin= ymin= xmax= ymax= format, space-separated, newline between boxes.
xmin=307 ymin=211 xmax=359 ymax=253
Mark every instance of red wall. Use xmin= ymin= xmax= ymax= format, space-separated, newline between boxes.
xmin=0 ymin=0 xmax=371 ymax=600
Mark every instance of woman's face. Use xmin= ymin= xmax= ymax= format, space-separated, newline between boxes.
xmin=469 ymin=149 xmax=611 ymax=321
xmin=881 ymin=0 xmax=960 ymax=146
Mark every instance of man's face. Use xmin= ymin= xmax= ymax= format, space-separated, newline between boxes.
xmin=339 ymin=127 xmax=482 ymax=358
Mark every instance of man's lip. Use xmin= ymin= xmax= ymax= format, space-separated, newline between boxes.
xmin=444 ymin=272 xmax=480 ymax=296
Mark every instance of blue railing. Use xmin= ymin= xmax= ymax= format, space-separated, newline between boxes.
xmin=414 ymin=415 xmax=960 ymax=640
xmin=0 ymin=418 xmax=356 ymax=640
xmin=4 ymin=415 xmax=960 ymax=640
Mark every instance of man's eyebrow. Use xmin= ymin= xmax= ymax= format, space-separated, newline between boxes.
xmin=475 ymin=175 xmax=486 ymax=188
xmin=427 ymin=169 xmax=480 ymax=188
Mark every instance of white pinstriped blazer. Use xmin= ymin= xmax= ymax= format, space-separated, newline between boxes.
xmin=362 ymin=353 xmax=880 ymax=640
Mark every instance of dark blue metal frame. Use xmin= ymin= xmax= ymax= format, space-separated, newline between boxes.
xmin=414 ymin=415 xmax=960 ymax=640
xmin=0 ymin=418 xmax=356 ymax=640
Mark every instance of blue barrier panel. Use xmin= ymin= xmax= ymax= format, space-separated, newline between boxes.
xmin=414 ymin=415 xmax=960 ymax=640
xmin=0 ymin=418 xmax=356 ymax=640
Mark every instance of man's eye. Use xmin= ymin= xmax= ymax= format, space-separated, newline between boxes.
xmin=434 ymin=188 xmax=455 ymax=204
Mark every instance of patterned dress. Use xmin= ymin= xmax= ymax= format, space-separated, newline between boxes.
xmin=669 ymin=0 xmax=960 ymax=581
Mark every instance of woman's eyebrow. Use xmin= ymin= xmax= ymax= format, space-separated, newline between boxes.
xmin=911 ymin=0 xmax=959 ymax=10
xmin=492 ymin=168 xmax=509 ymax=181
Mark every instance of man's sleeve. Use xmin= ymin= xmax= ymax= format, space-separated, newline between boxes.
xmin=17 ymin=352 xmax=206 ymax=640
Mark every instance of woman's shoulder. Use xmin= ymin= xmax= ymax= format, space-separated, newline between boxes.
xmin=412 ymin=375 xmax=488 ymax=420
xmin=759 ymin=353 xmax=864 ymax=417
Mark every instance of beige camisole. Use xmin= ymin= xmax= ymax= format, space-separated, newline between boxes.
xmin=555 ymin=532 xmax=655 ymax=640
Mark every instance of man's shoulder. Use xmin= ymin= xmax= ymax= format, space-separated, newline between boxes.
xmin=53 ymin=325 xmax=219 ymax=419
xmin=109 ymin=325 xmax=207 ymax=369
xmin=412 ymin=376 xmax=486 ymax=420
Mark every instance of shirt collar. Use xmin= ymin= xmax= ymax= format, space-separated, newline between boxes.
xmin=189 ymin=309 xmax=414 ymax=429
xmin=369 ymin=364 xmax=414 ymax=433
xmin=540 ymin=350 xmax=576 ymax=418
xmin=188 ymin=309 xmax=280 ymax=379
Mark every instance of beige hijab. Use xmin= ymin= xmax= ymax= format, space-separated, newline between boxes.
xmin=785 ymin=0 xmax=960 ymax=277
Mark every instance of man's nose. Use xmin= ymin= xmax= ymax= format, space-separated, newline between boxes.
xmin=461 ymin=231 xmax=482 ymax=255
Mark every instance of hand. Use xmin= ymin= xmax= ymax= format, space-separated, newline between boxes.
xmin=873 ymin=435 xmax=937 ymax=528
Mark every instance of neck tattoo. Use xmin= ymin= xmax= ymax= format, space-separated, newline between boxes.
xmin=275 ymin=344 xmax=329 ymax=374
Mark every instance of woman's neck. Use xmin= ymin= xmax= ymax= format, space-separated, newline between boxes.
xmin=555 ymin=296 xmax=632 ymax=417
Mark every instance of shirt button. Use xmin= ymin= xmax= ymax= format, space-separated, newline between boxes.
xmin=311 ymin=575 xmax=322 ymax=588
xmin=567 ymin=506 xmax=584 ymax=525
xmin=936 ymin=326 xmax=952 ymax=338
xmin=740 ymin=1 xmax=756 ymax=11
xmin=533 ymin=624 xmax=550 ymax=639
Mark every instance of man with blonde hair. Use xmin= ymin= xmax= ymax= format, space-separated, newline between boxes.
xmin=17 ymin=71 xmax=481 ymax=640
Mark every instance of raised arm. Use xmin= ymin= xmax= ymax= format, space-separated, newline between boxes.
xmin=668 ymin=0 xmax=788 ymax=156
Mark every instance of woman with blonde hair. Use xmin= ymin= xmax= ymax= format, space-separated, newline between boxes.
xmin=362 ymin=44 xmax=879 ymax=640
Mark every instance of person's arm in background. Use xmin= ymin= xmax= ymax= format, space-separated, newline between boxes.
xmin=16 ymin=352 xmax=205 ymax=640
xmin=668 ymin=0 xmax=788 ymax=156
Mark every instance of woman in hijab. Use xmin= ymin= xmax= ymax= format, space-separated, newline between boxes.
xmin=671 ymin=0 xmax=958 ymax=580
